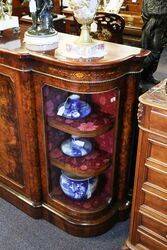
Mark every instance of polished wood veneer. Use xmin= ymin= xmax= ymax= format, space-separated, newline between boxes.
xmin=0 ymin=28 xmax=149 ymax=237
xmin=126 ymin=81 xmax=167 ymax=249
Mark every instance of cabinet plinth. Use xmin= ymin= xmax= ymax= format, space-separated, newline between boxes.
xmin=0 ymin=29 xmax=149 ymax=237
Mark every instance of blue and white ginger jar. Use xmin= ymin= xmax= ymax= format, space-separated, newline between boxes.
xmin=60 ymin=172 xmax=98 ymax=200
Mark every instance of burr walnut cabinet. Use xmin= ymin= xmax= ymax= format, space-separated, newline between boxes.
xmin=0 ymin=28 xmax=149 ymax=236
xmin=126 ymin=81 xmax=167 ymax=249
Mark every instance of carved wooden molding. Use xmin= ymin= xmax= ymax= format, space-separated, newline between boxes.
xmin=137 ymin=102 xmax=144 ymax=125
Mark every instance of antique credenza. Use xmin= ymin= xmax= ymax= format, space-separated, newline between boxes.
xmin=0 ymin=29 xmax=149 ymax=236
xmin=126 ymin=81 xmax=167 ymax=249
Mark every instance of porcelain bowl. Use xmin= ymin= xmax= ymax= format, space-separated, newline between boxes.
xmin=60 ymin=171 xmax=98 ymax=200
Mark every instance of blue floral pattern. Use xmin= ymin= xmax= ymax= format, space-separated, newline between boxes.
xmin=60 ymin=173 xmax=98 ymax=200
xmin=61 ymin=136 xmax=92 ymax=157
xmin=57 ymin=94 xmax=91 ymax=119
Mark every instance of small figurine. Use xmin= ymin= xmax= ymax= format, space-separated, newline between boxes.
xmin=28 ymin=0 xmax=55 ymax=35
xmin=0 ymin=0 xmax=19 ymax=35
xmin=0 ymin=0 xmax=13 ymax=19
xmin=24 ymin=0 xmax=58 ymax=50
xmin=28 ymin=0 xmax=37 ymax=33
xmin=5 ymin=0 xmax=13 ymax=17
xmin=0 ymin=0 xmax=5 ymax=20
xmin=141 ymin=0 xmax=167 ymax=87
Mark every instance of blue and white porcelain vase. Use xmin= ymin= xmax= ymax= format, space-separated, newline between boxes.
xmin=57 ymin=94 xmax=91 ymax=119
xmin=61 ymin=135 xmax=92 ymax=157
xmin=60 ymin=171 xmax=98 ymax=200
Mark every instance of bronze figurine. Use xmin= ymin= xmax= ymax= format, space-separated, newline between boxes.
xmin=28 ymin=0 xmax=55 ymax=35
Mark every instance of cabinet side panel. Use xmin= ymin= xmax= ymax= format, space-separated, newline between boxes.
xmin=0 ymin=74 xmax=24 ymax=185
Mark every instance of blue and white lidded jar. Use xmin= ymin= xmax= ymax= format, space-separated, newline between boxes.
xmin=60 ymin=171 xmax=98 ymax=200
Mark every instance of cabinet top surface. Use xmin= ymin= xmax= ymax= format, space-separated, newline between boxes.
xmin=139 ymin=80 xmax=167 ymax=110
xmin=0 ymin=27 xmax=149 ymax=68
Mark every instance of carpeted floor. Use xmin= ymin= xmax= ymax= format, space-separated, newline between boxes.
xmin=0 ymin=198 xmax=128 ymax=250
xmin=0 ymin=48 xmax=166 ymax=250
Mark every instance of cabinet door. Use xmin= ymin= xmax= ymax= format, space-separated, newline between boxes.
xmin=40 ymin=84 xmax=119 ymax=216
xmin=0 ymin=74 xmax=24 ymax=187
xmin=0 ymin=72 xmax=41 ymax=205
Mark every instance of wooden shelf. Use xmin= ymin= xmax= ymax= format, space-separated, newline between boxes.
xmin=50 ymin=147 xmax=112 ymax=178
xmin=48 ymin=112 xmax=114 ymax=137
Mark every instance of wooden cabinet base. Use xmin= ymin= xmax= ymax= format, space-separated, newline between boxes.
xmin=124 ymin=240 xmax=137 ymax=250
xmin=0 ymin=182 xmax=42 ymax=219
xmin=42 ymin=203 xmax=119 ymax=237
xmin=48 ymin=199 xmax=129 ymax=236
xmin=0 ymin=181 xmax=131 ymax=237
